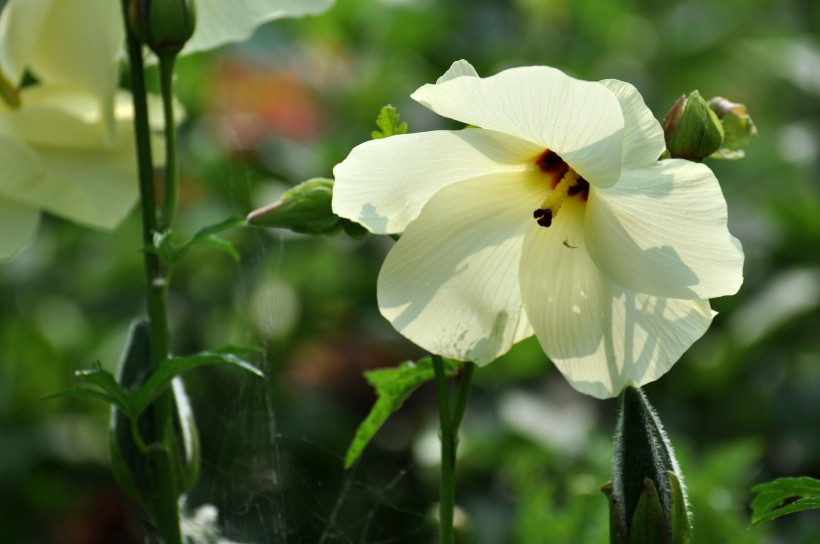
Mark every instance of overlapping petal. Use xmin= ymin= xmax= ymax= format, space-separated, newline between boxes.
xmin=377 ymin=172 xmax=542 ymax=364
xmin=599 ymin=79 xmax=667 ymax=168
xmin=585 ymin=160 xmax=744 ymax=300
xmin=412 ymin=62 xmax=625 ymax=187
xmin=332 ymin=128 xmax=542 ymax=234
xmin=0 ymin=199 xmax=39 ymax=260
xmin=519 ymin=197 xmax=715 ymax=398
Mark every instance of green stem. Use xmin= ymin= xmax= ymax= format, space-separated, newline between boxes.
xmin=158 ymin=55 xmax=179 ymax=231
xmin=121 ymin=3 xmax=180 ymax=542
xmin=433 ymin=356 xmax=455 ymax=544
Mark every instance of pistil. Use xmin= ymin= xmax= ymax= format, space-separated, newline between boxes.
xmin=533 ymin=170 xmax=582 ymax=227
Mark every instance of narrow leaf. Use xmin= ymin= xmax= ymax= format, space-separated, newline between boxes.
xmin=74 ymin=364 xmax=133 ymax=417
xmin=630 ymin=479 xmax=668 ymax=544
xmin=131 ymin=351 xmax=263 ymax=416
xmin=344 ymin=357 xmax=460 ymax=468
xmin=751 ymin=476 xmax=820 ymax=526
xmin=668 ymin=471 xmax=692 ymax=544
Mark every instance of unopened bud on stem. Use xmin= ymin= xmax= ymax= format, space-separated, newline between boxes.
xmin=662 ymin=90 xmax=724 ymax=161
xmin=128 ymin=0 xmax=196 ymax=58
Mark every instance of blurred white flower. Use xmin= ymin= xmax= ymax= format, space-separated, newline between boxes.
xmin=0 ymin=0 xmax=333 ymax=258
xmin=0 ymin=85 xmax=163 ymax=259
xmin=333 ymin=61 xmax=744 ymax=398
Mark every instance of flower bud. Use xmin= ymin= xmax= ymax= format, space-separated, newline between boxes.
xmin=662 ymin=90 xmax=724 ymax=161
xmin=604 ymin=386 xmax=692 ymax=544
xmin=128 ymin=0 xmax=197 ymax=58
xmin=708 ymin=97 xmax=758 ymax=159
xmin=247 ymin=178 xmax=366 ymax=237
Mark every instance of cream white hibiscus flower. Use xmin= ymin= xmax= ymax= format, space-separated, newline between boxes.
xmin=333 ymin=60 xmax=744 ymax=399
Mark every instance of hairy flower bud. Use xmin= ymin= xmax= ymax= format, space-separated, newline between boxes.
xmin=604 ymin=387 xmax=692 ymax=544
xmin=128 ymin=0 xmax=197 ymax=58
xmin=662 ymin=90 xmax=724 ymax=161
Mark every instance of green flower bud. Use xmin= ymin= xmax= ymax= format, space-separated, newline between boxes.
xmin=128 ymin=0 xmax=197 ymax=58
xmin=708 ymin=96 xmax=758 ymax=159
xmin=603 ymin=386 xmax=692 ymax=544
xmin=662 ymin=90 xmax=724 ymax=161
xmin=247 ymin=178 xmax=366 ymax=237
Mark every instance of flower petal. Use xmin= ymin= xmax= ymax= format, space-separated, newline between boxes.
xmin=377 ymin=172 xmax=544 ymax=364
xmin=0 ymin=135 xmax=45 ymax=259
xmin=0 ymin=88 xmax=141 ymax=230
xmin=0 ymin=0 xmax=53 ymax=85
xmin=332 ymin=128 xmax=542 ymax=234
xmin=412 ymin=64 xmax=625 ymax=187
xmin=599 ymin=79 xmax=667 ymax=168
xmin=24 ymin=0 xmax=122 ymax=126
xmin=585 ymin=159 xmax=744 ymax=300
xmin=183 ymin=0 xmax=334 ymax=55
xmin=0 ymin=198 xmax=40 ymax=260
xmin=519 ymin=197 xmax=714 ymax=398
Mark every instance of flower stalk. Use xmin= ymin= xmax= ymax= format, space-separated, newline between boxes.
xmin=120 ymin=1 xmax=180 ymax=540
xmin=433 ymin=357 xmax=475 ymax=543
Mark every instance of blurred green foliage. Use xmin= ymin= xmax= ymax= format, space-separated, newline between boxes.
xmin=1 ymin=0 xmax=819 ymax=542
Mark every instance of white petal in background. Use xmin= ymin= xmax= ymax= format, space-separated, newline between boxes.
xmin=184 ymin=0 xmax=335 ymax=55
xmin=412 ymin=64 xmax=625 ymax=188
xmin=377 ymin=173 xmax=543 ymax=364
xmin=0 ymin=87 xmax=154 ymax=230
xmin=0 ymin=135 xmax=45 ymax=259
xmin=585 ymin=159 xmax=744 ymax=300
xmin=519 ymin=197 xmax=714 ymax=398
xmin=333 ymin=128 xmax=541 ymax=234
xmin=0 ymin=0 xmax=52 ymax=84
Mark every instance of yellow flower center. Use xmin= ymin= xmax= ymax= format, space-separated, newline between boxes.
xmin=532 ymin=150 xmax=589 ymax=227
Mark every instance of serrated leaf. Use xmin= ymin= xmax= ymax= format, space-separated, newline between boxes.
xmin=131 ymin=350 xmax=264 ymax=417
xmin=750 ymin=476 xmax=820 ymax=526
xmin=344 ymin=357 xmax=460 ymax=469
xmin=371 ymin=104 xmax=408 ymax=139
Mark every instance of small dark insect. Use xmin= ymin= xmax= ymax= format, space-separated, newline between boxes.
xmin=563 ymin=237 xmax=577 ymax=249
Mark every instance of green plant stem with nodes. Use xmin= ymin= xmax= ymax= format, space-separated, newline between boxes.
xmin=432 ymin=356 xmax=476 ymax=544
xmin=120 ymin=1 xmax=181 ymax=541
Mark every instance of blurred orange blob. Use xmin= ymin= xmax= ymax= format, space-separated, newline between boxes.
xmin=204 ymin=60 xmax=324 ymax=152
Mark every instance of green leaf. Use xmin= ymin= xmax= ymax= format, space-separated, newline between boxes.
xmin=344 ymin=356 xmax=461 ymax=469
xmin=371 ymin=104 xmax=408 ymax=139
xmin=750 ymin=476 xmax=820 ymax=526
xmin=131 ymin=350 xmax=264 ymax=417
xmin=630 ymin=479 xmax=668 ymax=544
xmin=74 ymin=363 xmax=134 ymax=417
xmin=668 ymin=471 xmax=692 ymax=544
xmin=148 ymin=217 xmax=245 ymax=265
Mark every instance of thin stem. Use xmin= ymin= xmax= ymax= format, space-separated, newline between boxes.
xmin=121 ymin=2 xmax=180 ymax=542
xmin=158 ymin=55 xmax=179 ymax=231
xmin=433 ymin=355 xmax=455 ymax=544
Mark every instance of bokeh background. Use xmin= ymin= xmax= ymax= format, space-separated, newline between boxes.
xmin=1 ymin=0 xmax=819 ymax=542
